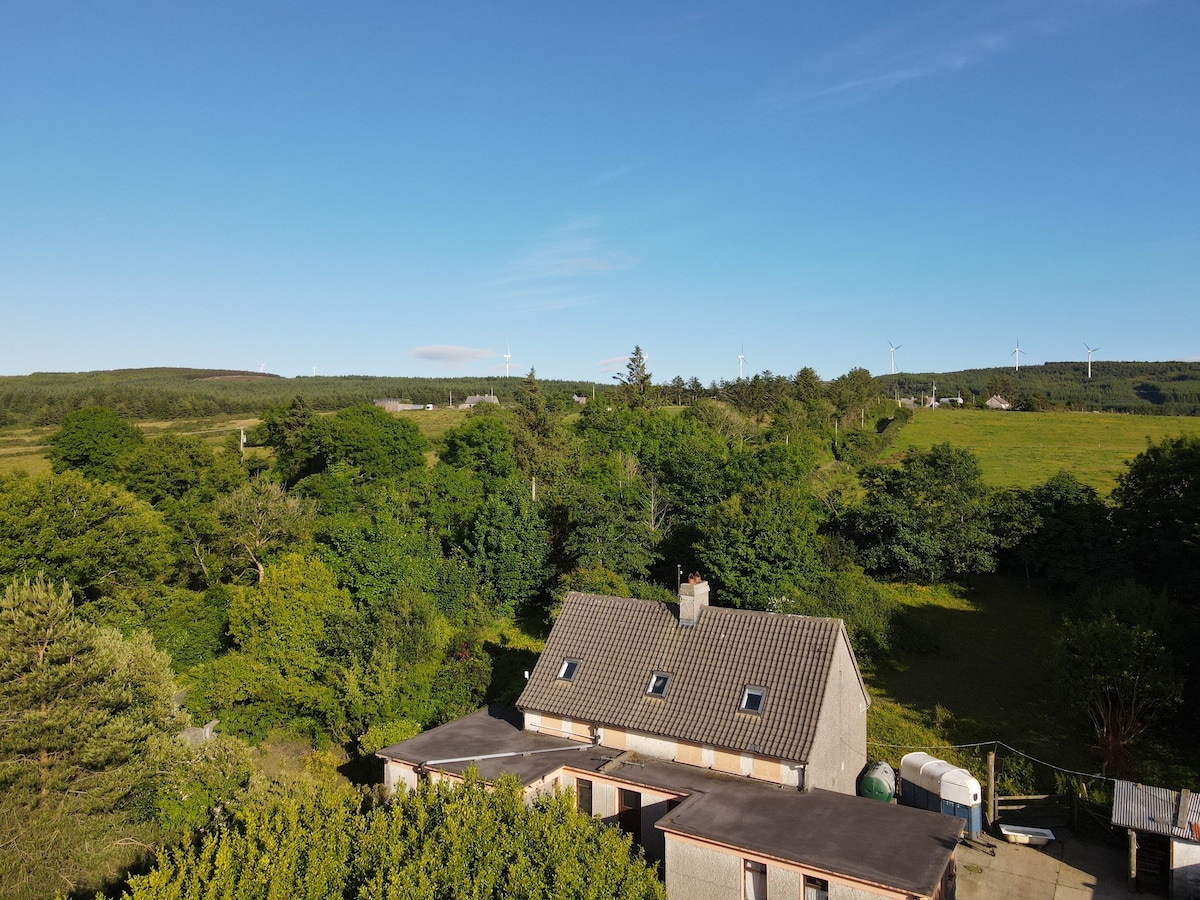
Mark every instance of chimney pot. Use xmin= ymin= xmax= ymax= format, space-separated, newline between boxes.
xmin=678 ymin=578 xmax=709 ymax=627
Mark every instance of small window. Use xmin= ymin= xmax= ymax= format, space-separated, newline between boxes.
xmin=803 ymin=875 xmax=829 ymax=900
xmin=739 ymin=686 xmax=767 ymax=714
xmin=558 ymin=658 xmax=580 ymax=681
xmin=646 ymin=672 xmax=671 ymax=697
xmin=744 ymin=859 xmax=767 ymax=900
xmin=576 ymin=778 xmax=593 ymax=815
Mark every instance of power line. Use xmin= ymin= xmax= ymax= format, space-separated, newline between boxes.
xmin=867 ymin=738 xmax=1112 ymax=783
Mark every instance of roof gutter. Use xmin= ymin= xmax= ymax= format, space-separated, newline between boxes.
xmin=420 ymin=737 xmax=599 ymax=770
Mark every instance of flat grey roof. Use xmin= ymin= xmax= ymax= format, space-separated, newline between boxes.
xmin=376 ymin=706 xmax=609 ymax=784
xmin=377 ymin=708 xmax=960 ymax=896
xmin=599 ymin=755 xmax=961 ymax=897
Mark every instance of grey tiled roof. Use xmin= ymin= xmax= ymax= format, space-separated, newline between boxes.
xmin=1112 ymin=780 xmax=1200 ymax=841
xmin=516 ymin=593 xmax=865 ymax=763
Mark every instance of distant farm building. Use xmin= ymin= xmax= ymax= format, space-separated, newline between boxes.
xmin=458 ymin=394 xmax=500 ymax=410
xmin=985 ymin=395 xmax=1012 ymax=410
xmin=373 ymin=399 xmax=425 ymax=412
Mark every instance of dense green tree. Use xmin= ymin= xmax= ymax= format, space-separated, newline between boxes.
xmin=554 ymin=452 xmax=662 ymax=580
xmin=46 ymin=406 xmax=145 ymax=481
xmin=313 ymin=403 xmax=429 ymax=480
xmin=1058 ymin=614 xmax=1183 ymax=776
xmin=212 ymin=478 xmax=316 ymax=583
xmin=470 ymin=480 xmax=552 ymax=617
xmin=197 ymin=554 xmax=353 ymax=739
xmin=827 ymin=367 xmax=877 ymax=420
xmin=0 ymin=470 xmax=175 ymax=601
xmin=117 ymin=433 xmax=248 ymax=586
xmin=849 ymin=443 xmax=996 ymax=583
xmin=0 ymin=575 xmax=177 ymax=898
xmin=427 ymin=628 xmax=494 ymax=726
xmin=511 ymin=367 xmax=564 ymax=476
xmin=694 ymin=480 xmax=825 ymax=609
xmin=148 ymin=733 xmax=254 ymax=834
xmin=352 ymin=772 xmax=663 ymax=900
xmin=394 ymin=465 xmax=486 ymax=550
xmin=122 ymin=771 xmax=663 ymax=900
xmin=124 ymin=775 xmax=358 ymax=900
xmin=260 ymin=396 xmax=322 ymax=483
xmin=993 ymin=472 xmax=1117 ymax=593
xmin=1112 ymin=433 xmax=1200 ymax=606
xmin=118 ymin=432 xmax=245 ymax=506
xmin=441 ymin=413 xmax=518 ymax=483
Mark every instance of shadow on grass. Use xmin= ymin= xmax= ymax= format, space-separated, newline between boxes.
xmin=867 ymin=576 xmax=1091 ymax=776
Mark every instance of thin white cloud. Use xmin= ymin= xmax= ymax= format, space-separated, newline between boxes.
xmin=587 ymin=164 xmax=640 ymax=188
xmin=411 ymin=345 xmax=496 ymax=366
xmin=597 ymin=354 xmax=631 ymax=375
xmin=756 ymin=2 xmax=1090 ymax=115
xmin=492 ymin=217 xmax=637 ymax=314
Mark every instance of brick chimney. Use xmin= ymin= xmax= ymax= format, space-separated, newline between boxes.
xmin=678 ymin=574 xmax=709 ymax=628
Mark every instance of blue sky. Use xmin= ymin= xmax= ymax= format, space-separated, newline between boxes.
xmin=2 ymin=1 xmax=1197 ymax=383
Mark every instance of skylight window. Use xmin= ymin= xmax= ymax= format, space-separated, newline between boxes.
xmin=739 ymin=686 xmax=767 ymax=714
xmin=557 ymin=658 xmax=581 ymax=681
xmin=646 ymin=672 xmax=671 ymax=697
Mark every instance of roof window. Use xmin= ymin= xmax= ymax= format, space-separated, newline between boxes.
xmin=646 ymin=672 xmax=671 ymax=697
xmin=739 ymin=686 xmax=767 ymax=714
xmin=557 ymin=658 xmax=581 ymax=681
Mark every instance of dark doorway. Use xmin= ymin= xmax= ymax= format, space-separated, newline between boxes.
xmin=618 ymin=789 xmax=642 ymax=845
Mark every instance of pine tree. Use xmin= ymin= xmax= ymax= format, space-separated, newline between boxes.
xmin=0 ymin=574 xmax=178 ymax=898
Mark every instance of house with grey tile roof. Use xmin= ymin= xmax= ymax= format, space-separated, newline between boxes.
xmin=377 ymin=580 xmax=961 ymax=899
xmin=516 ymin=581 xmax=869 ymax=794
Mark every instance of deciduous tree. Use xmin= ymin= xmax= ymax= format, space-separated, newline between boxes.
xmin=849 ymin=443 xmax=996 ymax=583
xmin=46 ymin=406 xmax=144 ymax=481
xmin=0 ymin=471 xmax=175 ymax=600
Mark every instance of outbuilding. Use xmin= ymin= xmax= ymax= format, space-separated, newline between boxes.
xmin=1112 ymin=780 xmax=1200 ymax=898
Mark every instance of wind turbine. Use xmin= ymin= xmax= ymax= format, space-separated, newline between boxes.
xmin=503 ymin=341 xmax=512 ymax=377
xmin=888 ymin=341 xmax=902 ymax=375
xmin=258 ymin=362 xmax=265 ymax=373
xmin=1084 ymin=343 xmax=1100 ymax=379
xmin=1012 ymin=340 xmax=1024 ymax=372
xmin=737 ymin=345 xmax=747 ymax=381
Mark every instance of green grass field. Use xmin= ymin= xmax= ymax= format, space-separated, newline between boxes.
xmin=889 ymin=408 xmax=1200 ymax=494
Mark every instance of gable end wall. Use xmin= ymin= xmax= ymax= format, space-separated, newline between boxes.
xmin=807 ymin=633 xmax=868 ymax=794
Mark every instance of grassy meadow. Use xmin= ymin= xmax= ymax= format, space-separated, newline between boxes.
xmin=888 ymin=407 xmax=1200 ymax=493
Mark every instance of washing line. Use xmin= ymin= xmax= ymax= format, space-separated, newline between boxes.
xmin=866 ymin=738 xmax=1112 ymax=783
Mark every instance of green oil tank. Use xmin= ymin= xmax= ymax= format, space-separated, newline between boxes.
xmin=858 ymin=761 xmax=896 ymax=802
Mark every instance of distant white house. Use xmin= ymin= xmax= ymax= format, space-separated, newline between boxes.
xmin=458 ymin=394 xmax=500 ymax=410
xmin=985 ymin=395 xmax=1012 ymax=410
